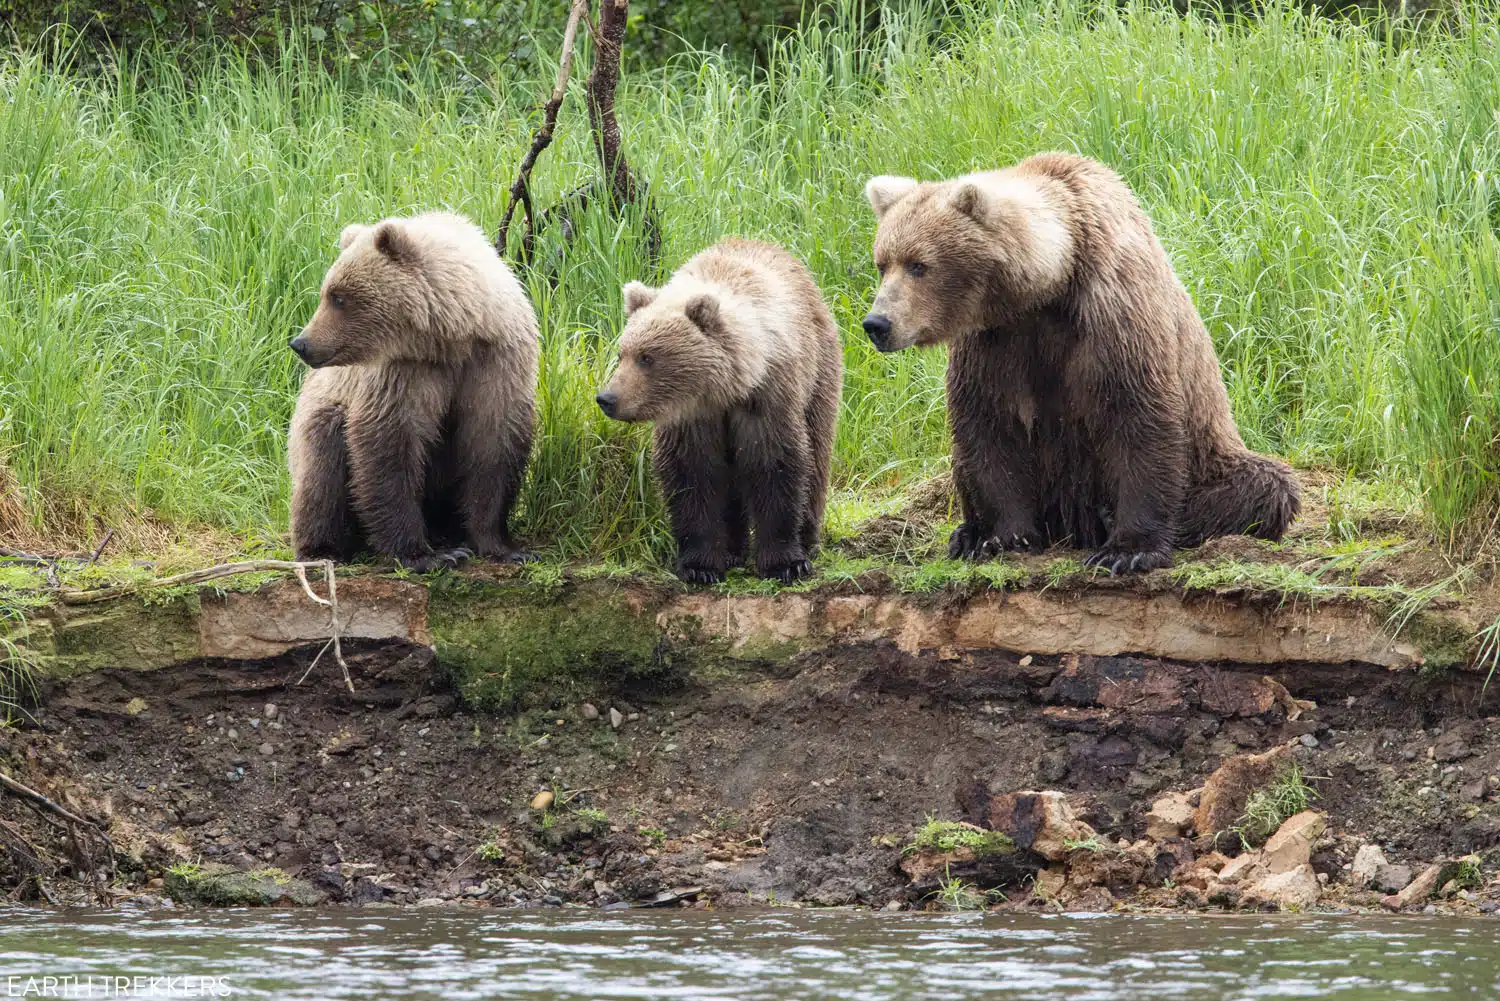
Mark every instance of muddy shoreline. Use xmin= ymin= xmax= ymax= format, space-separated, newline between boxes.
xmin=3 ymin=613 xmax=1497 ymax=916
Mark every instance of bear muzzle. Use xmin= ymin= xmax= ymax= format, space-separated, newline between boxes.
xmin=862 ymin=313 xmax=896 ymax=352
xmin=289 ymin=334 xmax=336 ymax=368
xmin=595 ymin=390 xmax=622 ymax=420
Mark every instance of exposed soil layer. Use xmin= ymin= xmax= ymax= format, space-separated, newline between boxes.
xmin=3 ymin=637 xmax=1497 ymax=915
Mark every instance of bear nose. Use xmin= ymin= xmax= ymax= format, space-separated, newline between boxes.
xmin=288 ymin=335 xmax=311 ymax=361
xmin=862 ymin=313 xmax=892 ymax=350
xmin=595 ymin=391 xmax=618 ymax=418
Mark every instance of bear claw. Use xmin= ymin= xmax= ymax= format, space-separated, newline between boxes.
xmin=678 ymin=566 xmax=726 ymax=585
xmin=951 ymin=524 xmax=1036 ymax=560
xmin=1085 ymin=546 xmax=1171 ymax=575
xmin=763 ymin=559 xmax=813 ymax=584
xmin=400 ymin=547 xmax=473 ymax=573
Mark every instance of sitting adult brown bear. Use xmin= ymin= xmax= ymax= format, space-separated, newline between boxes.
xmin=861 ymin=152 xmax=1298 ymax=573
xmin=596 ymin=239 xmax=842 ymax=584
xmin=288 ymin=212 xmax=539 ymax=572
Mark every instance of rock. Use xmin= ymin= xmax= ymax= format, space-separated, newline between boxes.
xmin=581 ymin=703 xmax=599 ymax=721
xmin=1299 ymin=734 xmax=1318 ymax=748
xmin=1261 ymin=811 xmax=1325 ymax=874
xmin=1373 ymin=863 xmax=1414 ymax=894
xmin=985 ymin=790 xmax=1093 ymax=862
xmin=1433 ymin=728 xmax=1472 ymax=762
xmin=530 ymin=790 xmax=555 ymax=811
xmin=1479 ymin=900 xmax=1499 ymax=915
xmin=1194 ymin=744 xmax=1293 ymax=839
xmin=1382 ymin=861 xmax=1461 ymax=911
xmin=609 ymin=708 xmax=624 ymax=729
xmin=1243 ymin=864 xmax=1320 ymax=911
xmin=263 ymin=703 xmax=278 ymax=719
xmin=258 ymin=743 xmax=274 ymax=756
xmin=1218 ymin=853 xmax=1267 ymax=884
xmin=164 ymin=863 xmax=326 ymax=907
xmin=416 ymin=897 xmax=447 ymax=908
xmin=1145 ymin=792 xmax=1195 ymax=841
xmin=1349 ymin=845 xmax=1388 ymax=889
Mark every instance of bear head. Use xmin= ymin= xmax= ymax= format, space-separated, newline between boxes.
xmin=861 ymin=171 xmax=1075 ymax=352
xmin=291 ymin=219 xmax=443 ymax=368
xmin=596 ymin=279 xmax=762 ymax=424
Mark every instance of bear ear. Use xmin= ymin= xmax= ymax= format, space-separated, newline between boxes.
xmin=622 ymin=281 xmax=658 ymax=316
xmin=949 ymin=183 xmax=985 ymax=221
xmin=373 ymin=221 xmax=420 ymax=265
xmin=684 ymin=293 xmax=721 ymax=332
xmin=338 ymin=223 xmax=368 ymax=251
xmin=865 ymin=175 xmax=919 ymax=220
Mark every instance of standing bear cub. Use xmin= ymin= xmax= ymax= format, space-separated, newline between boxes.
xmin=862 ymin=152 xmax=1298 ymax=572
xmin=596 ymin=239 xmax=842 ymax=584
xmin=288 ymin=212 xmax=539 ymax=572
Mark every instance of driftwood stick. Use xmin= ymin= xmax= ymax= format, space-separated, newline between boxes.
xmin=0 ymin=770 xmax=95 ymax=829
xmin=60 ymin=559 xmax=327 ymax=605
xmin=495 ymin=0 xmax=590 ymax=260
xmin=86 ymin=528 xmax=115 ymax=566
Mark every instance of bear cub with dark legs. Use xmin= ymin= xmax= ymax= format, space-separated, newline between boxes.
xmin=288 ymin=213 xmax=539 ymax=572
xmin=862 ymin=152 xmax=1299 ymax=572
xmin=597 ymin=239 xmax=842 ymax=584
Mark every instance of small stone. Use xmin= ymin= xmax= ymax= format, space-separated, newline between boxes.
xmin=415 ymin=897 xmax=446 ymax=908
xmin=1262 ymin=811 xmax=1325 ymax=874
xmin=1018 ymin=655 xmax=1033 ymax=667
xmin=1382 ymin=861 xmax=1461 ymax=911
xmin=884 ymin=900 xmax=902 ymax=911
xmin=1479 ymin=900 xmax=1499 ymax=914
xmin=530 ymin=790 xmax=555 ymax=811
xmin=1350 ymin=844 xmax=1388 ymax=889
xmin=1373 ymin=863 xmax=1414 ymax=894
xmin=1145 ymin=792 xmax=1195 ymax=841
xmin=1299 ymin=734 xmax=1318 ymax=748
xmin=1218 ymin=853 xmax=1267 ymax=884
xmin=227 ymin=728 xmax=239 ymax=740
xmin=609 ymin=708 xmax=624 ymax=729
xmin=264 ymin=703 xmax=278 ymax=719
xmin=258 ymin=743 xmax=274 ymax=756
xmin=424 ymin=846 xmax=444 ymax=862
xmin=581 ymin=703 xmax=599 ymax=721
xmin=1244 ymin=864 xmax=1320 ymax=911
xmin=627 ymin=713 xmax=640 ymax=722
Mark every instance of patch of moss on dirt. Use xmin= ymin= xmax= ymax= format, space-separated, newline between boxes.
xmin=164 ymin=861 xmax=324 ymax=906
xmin=428 ymin=577 xmax=675 ymax=710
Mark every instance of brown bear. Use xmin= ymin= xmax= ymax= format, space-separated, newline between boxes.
xmin=861 ymin=152 xmax=1298 ymax=573
xmin=288 ymin=212 xmax=539 ymax=572
xmin=595 ymin=238 xmax=842 ymax=583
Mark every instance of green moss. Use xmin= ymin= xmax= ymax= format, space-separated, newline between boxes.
xmin=904 ymin=818 xmax=1014 ymax=857
xmin=428 ymin=578 xmax=672 ymax=711
xmin=164 ymin=861 xmax=324 ymax=906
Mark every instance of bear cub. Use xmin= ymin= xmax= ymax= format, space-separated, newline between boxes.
xmin=862 ymin=152 xmax=1298 ymax=572
xmin=288 ymin=212 xmax=539 ymax=572
xmin=597 ymin=238 xmax=842 ymax=583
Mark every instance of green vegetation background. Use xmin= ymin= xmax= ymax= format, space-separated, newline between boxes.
xmin=1 ymin=0 xmax=1498 ymax=564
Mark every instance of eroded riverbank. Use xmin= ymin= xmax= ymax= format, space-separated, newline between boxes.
xmin=1 ymin=566 xmax=1497 ymax=917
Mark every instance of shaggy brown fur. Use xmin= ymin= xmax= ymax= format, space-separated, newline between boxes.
xmin=862 ymin=152 xmax=1298 ymax=572
xmin=596 ymin=238 xmax=842 ymax=583
xmin=288 ymin=212 xmax=539 ymax=571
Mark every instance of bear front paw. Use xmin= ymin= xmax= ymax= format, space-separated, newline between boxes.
xmin=1084 ymin=545 xmax=1171 ymax=575
xmin=756 ymin=552 xmax=813 ymax=584
xmin=948 ymin=523 xmax=1036 ymax=560
xmin=678 ymin=565 xmax=726 ymax=585
xmin=399 ymin=547 xmax=473 ymax=573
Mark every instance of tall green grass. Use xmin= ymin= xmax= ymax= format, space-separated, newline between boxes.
xmin=2 ymin=1 xmax=1499 ymax=561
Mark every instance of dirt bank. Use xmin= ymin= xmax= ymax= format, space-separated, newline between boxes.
xmin=3 ymin=629 xmax=1497 ymax=915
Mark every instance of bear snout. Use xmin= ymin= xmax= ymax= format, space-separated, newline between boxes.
xmin=595 ymin=390 xmax=621 ymax=419
xmin=862 ymin=313 xmax=895 ymax=352
xmin=289 ymin=334 xmax=338 ymax=368
xmin=288 ymin=335 xmax=312 ymax=362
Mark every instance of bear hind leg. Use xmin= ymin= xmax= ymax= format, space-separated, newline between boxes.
xmin=1179 ymin=451 xmax=1300 ymax=548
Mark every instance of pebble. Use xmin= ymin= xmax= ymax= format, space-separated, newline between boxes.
xmin=884 ymin=900 xmax=902 ymax=911
xmin=227 ymin=729 xmax=239 ymax=740
xmin=264 ymin=703 xmax=278 ymax=719
xmin=582 ymin=703 xmax=599 ymax=721
xmin=609 ymin=708 xmax=624 ymax=729
xmin=258 ymin=743 xmax=274 ymax=756
xmin=627 ymin=713 xmax=640 ymax=722
xmin=1018 ymin=655 xmax=1033 ymax=667
xmin=1299 ymin=734 xmax=1319 ymax=748
xmin=1479 ymin=900 xmax=1499 ymax=914
xmin=531 ymin=790 xmax=555 ymax=811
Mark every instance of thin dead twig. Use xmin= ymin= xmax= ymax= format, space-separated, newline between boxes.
xmin=87 ymin=528 xmax=115 ymax=566
xmin=495 ymin=0 xmax=590 ymax=261
xmin=294 ymin=561 xmax=353 ymax=694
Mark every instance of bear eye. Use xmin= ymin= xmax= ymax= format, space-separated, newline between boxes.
xmin=330 ymin=293 xmax=346 ymax=309
xmin=906 ymin=261 xmax=928 ymax=278
xmin=638 ymin=353 xmax=655 ymax=370
xmin=876 ymin=261 xmax=889 ymax=276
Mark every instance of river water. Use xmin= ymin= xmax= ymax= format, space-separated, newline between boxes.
xmin=1 ymin=909 xmax=1496 ymax=999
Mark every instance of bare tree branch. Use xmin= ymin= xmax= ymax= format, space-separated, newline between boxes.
xmin=495 ymin=0 xmax=590 ymax=261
